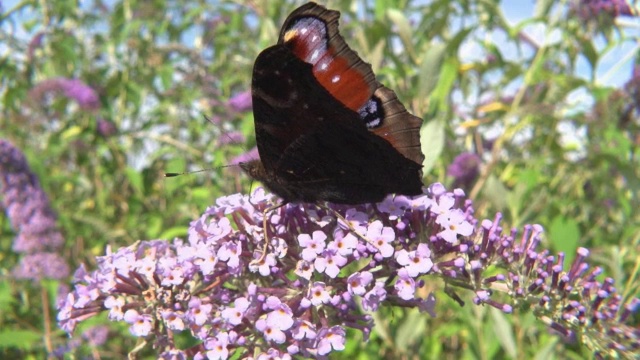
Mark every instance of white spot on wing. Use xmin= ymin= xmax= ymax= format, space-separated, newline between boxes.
xmin=332 ymin=75 xmax=340 ymax=83
xmin=310 ymin=49 xmax=320 ymax=62
xmin=367 ymin=118 xmax=381 ymax=128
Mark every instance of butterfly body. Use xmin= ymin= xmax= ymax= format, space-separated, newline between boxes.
xmin=241 ymin=2 xmax=424 ymax=204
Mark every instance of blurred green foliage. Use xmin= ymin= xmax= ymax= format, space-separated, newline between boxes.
xmin=0 ymin=0 xmax=638 ymax=358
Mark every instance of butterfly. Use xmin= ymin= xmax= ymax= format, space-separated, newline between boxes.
xmin=240 ymin=2 xmax=424 ymax=206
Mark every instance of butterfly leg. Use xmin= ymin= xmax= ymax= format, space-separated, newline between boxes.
xmin=249 ymin=201 xmax=287 ymax=267
xmin=316 ymin=203 xmax=377 ymax=247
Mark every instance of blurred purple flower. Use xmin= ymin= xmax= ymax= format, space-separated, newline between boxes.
xmin=60 ymin=79 xmax=101 ymax=110
xmin=482 ymin=137 xmax=496 ymax=152
xmin=1 ymin=139 xmax=68 ymax=280
xmin=573 ymin=0 xmax=634 ymax=21
xmin=27 ymin=32 xmax=45 ymax=60
xmin=82 ymin=325 xmax=110 ymax=347
xmin=29 ymin=77 xmax=100 ymax=110
xmin=96 ymin=118 xmax=118 ymax=138
xmin=58 ymin=183 xmax=639 ymax=358
xmin=230 ymin=146 xmax=259 ymax=165
xmin=217 ymin=131 xmax=245 ymax=146
xmin=624 ymin=64 xmax=640 ymax=115
xmin=51 ymin=338 xmax=81 ymax=358
xmin=13 ymin=252 xmax=70 ymax=280
xmin=447 ymin=152 xmax=481 ymax=190
xmin=227 ymin=90 xmax=252 ymax=112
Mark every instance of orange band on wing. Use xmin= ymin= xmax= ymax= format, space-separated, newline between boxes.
xmin=284 ymin=24 xmax=371 ymax=112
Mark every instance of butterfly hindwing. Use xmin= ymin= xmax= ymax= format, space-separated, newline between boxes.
xmin=274 ymin=113 xmax=423 ymax=203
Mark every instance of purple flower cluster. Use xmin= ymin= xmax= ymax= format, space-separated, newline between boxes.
xmin=623 ymin=64 xmax=640 ymax=117
xmin=227 ymin=90 xmax=252 ymax=112
xmin=27 ymin=32 xmax=45 ymax=61
xmin=0 ymin=139 xmax=69 ymax=280
xmin=28 ymin=77 xmax=100 ymax=110
xmin=572 ymin=0 xmax=634 ymax=21
xmin=447 ymin=152 xmax=481 ymax=190
xmin=230 ymin=146 xmax=259 ymax=166
xmin=57 ymin=184 xmax=638 ymax=358
xmin=464 ymin=215 xmax=639 ymax=358
xmin=96 ymin=118 xmax=118 ymax=138
xmin=217 ymin=131 xmax=246 ymax=147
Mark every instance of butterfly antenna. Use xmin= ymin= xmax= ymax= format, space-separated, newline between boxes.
xmin=202 ymin=113 xmax=216 ymax=125
xmin=200 ymin=112 xmax=242 ymax=148
xmin=164 ymin=165 xmax=237 ymax=177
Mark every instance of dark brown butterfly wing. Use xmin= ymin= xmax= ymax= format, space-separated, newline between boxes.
xmin=273 ymin=115 xmax=423 ymax=204
xmin=241 ymin=2 xmax=424 ymax=204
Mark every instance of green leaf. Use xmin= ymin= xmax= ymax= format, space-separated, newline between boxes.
xmin=420 ymin=117 xmax=445 ymax=174
xmin=485 ymin=175 xmax=510 ymax=211
xmin=533 ymin=337 xmax=560 ymax=360
xmin=0 ymin=330 xmax=41 ymax=349
xmin=126 ymin=81 xmax=143 ymax=108
xmin=126 ymin=167 xmax=144 ymax=196
xmin=490 ymin=307 xmax=517 ymax=358
xmin=192 ymin=187 xmax=213 ymax=201
xmin=0 ymin=281 xmax=15 ymax=311
xmin=146 ymin=215 xmax=163 ymax=238
xmin=395 ymin=309 xmax=426 ymax=350
xmin=578 ymin=38 xmax=598 ymax=70
xmin=386 ymin=9 xmax=415 ymax=58
xmin=548 ymin=216 xmax=580 ymax=261
xmin=417 ymin=43 xmax=446 ymax=101
xmin=55 ymin=35 xmax=79 ymax=69
xmin=430 ymin=59 xmax=458 ymax=108
xmin=159 ymin=226 xmax=188 ymax=240
xmin=446 ymin=27 xmax=473 ymax=55
xmin=159 ymin=63 xmax=174 ymax=91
